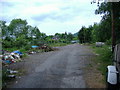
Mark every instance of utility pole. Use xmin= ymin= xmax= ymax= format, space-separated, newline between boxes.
xmin=91 ymin=0 xmax=116 ymax=52
xmin=111 ymin=2 xmax=116 ymax=53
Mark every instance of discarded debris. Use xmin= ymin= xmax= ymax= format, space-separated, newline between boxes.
xmin=38 ymin=44 xmax=54 ymax=52
xmin=27 ymin=44 xmax=55 ymax=54
xmin=1 ymin=50 xmax=23 ymax=66
xmin=96 ymin=42 xmax=105 ymax=47
xmin=2 ymin=44 xmax=56 ymax=87
xmin=7 ymin=70 xmax=18 ymax=74
xmin=7 ymin=75 xmax=16 ymax=78
xmin=95 ymin=54 xmax=100 ymax=56
xmin=12 ymin=50 xmax=23 ymax=58
xmin=31 ymin=46 xmax=38 ymax=48
xmin=28 ymin=51 xmax=37 ymax=54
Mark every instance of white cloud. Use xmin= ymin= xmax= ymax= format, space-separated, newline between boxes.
xmin=1 ymin=0 xmax=102 ymax=35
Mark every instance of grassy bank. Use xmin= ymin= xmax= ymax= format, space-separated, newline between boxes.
xmin=48 ymin=43 xmax=69 ymax=47
xmin=91 ymin=45 xmax=113 ymax=76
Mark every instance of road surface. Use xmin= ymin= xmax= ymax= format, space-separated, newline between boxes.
xmin=9 ymin=44 xmax=94 ymax=88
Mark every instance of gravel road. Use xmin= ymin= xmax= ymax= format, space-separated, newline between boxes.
xmin=9 ymin=44 xmax=94 ymax=88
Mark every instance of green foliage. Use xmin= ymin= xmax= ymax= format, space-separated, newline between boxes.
xmin=2 ymin=37 xmax=15 ymax=48
xmin=78 ymin=2 xmax=120 ymax=44
xmin=45 ymin=32 xmax=74 ymax=44
xmin=78 ymin=26 xmax=85 ymax=43
xmin=91 ymin=23 xmax=99 ymax=42
xmin=73 ymin=37 xmax=78 ymax=40
xmin=24 ymin=45 xmax=31 ymax=50
xmin=15 ymin=35 xmax=29 ymax=48
xmin=1 ymin=18 xmax=75 ymax=52
xmin=92 ymin=45 xmax=112 ymax=75
xmin=106 ymin=38 xmax=112 ymax=45
xmin=48 ymin=42 xmax=68 ymax=47
xmin=8 ymin=19 xmax=27 ymax=37
xmin=2 ymin=69 xmax=9 ymax=83
xmin=95 ymin=2 xmax=112 ymax=20
xmin=0 ymin=21 xmax=8 ymax=37
xmin=67 ymin=33 xmax=73 ymax=41
xmin=78 ymin=26 xmax=92 ymax=43
xmin=1 ymin=18 xmax=46 ymax=51
xmin=95 ymin=2 xmax=120 ymax=44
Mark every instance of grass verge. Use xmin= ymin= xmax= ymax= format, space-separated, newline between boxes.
xmin=48 ymin=43 xmax=69 ymax=47
xmin=91 ymin=45 xmax=113 ymax=76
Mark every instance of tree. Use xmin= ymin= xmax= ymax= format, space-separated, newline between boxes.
xmin=95 ymin=2 xmax=120 ymax=44
xmin=15 ymin=35 xmax=29 ymax=48
xmin=8 ymin=19 xmax=28 ymax=38
xmin=0 ymin=21 xmax=8 ymax=38
xmin=1 ymin=18 xmax=43 ymax=49
xmin=78 ymin=26 xmax=86 ymax=43
xmin=67 ymin=33 xmax=73 ymax=41
xmin=0 ymin=20 xmax=15 ymax=48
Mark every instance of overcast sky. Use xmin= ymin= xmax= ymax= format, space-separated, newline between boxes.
xmin=0 ymin=0 xmax=102 ymax=35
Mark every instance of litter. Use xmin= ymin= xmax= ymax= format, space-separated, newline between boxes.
xmin=18 ymin=77 xmax=21 ymax=79
xmin=28 ymin=51 xmax=37 ymax=54
xmin=2 ymin=50 xmax=23 ymax=87
xmin=12 ymin=50 xmax=23 ymax=56
xmin=4 ymin=60 xmax=12 ymax=64
xmin=31 ymin=46 xmax=38 ymax=48
xmin=12 ymin=50 xmax=23 ymax=58
xmin=16 ymin=81 xmax=18 ymax=83
xmin=38 ymin=44 xmax=54 ymax=52
xmin=7 ymin=75 xmax=16 ymax=78
xmin=10 ymin=53 xmax=21 ymax=60
xmin=7 ymin=70 xmax=18 ymax=74
xmin=2 ymin=50 xmax=23 ymax=65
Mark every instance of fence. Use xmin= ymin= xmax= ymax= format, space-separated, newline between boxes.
xmin=114 ymin=43 xmax=120 ymax=82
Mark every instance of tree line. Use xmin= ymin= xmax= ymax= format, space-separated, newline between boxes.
xmin=78 ymin=2 xmax=120 ymax=44
xmin=1 ymin=19 xmax=46 ymax=49
xmin=0 ymin=19 xmax=75 ymax=50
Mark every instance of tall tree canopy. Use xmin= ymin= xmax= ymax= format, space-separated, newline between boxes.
xmin=1 ymin=19 xmax=43 ymax=48
xmin=78 ymin=2 xmax=120 ymax=44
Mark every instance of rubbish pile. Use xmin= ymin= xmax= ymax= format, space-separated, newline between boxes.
xmin=27 ymin=44 xmax=54 ymax=54
xmin=1 ymin=50 xmax=23 ymax=87
xmin=38 ymin=44 xmax=54 ymax=52
xmin=1 ymin=44 xmax=57 ymax=87
xmin=3 ymin=69 xmax=18 ymax=78
xmin=1 ymin=50 xmax=23 ymax=66
xmin=2 ymin=68 xmax=19 ymax=88
xmin=27 ymin=46 xmax=40 ymax=54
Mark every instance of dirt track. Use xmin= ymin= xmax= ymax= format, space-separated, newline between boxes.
xmin=8 ymin=44 xmax=105 ymax=88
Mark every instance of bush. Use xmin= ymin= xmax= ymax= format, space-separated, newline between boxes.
xmin=24 ymin=45 xmax=31 ymax=50
xmin=14 ymin=35 xmax=29 ymax=48
xmin=106 ymin=39 xmax=112 ymax=45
